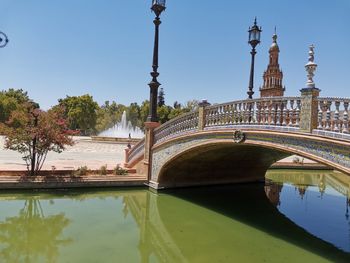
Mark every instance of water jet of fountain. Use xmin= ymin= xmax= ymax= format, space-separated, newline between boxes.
xmin=98 ymin=111 xmax=144 ymax=138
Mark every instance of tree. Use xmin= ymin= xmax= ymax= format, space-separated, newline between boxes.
xmin=173 ymin=101 xmax=182 ymax=109
xmin=183 ymin=100 xmax=199 ymax=112
xmin=0 ymin=88 xmax=36 ymax=123
xmin=126 ymin=102 xmax=140 ymax=128
xmin=157 ymin=105 xmax=172 ymax=124
xmin=56 ymin=95 xmax=99 ymax=135
xmin=0 ymin=104 xmax=75 ymax=176
xmin=158 ymin=88 xmax=165 ymax=107
xmin=95 ymin=100 xmax=126 ymax=133
xmin=139 ymin=100 xmax=150 ymax=130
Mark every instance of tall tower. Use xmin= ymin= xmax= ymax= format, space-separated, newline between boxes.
xmin=260 ymin=30 xmax=285 ymax=97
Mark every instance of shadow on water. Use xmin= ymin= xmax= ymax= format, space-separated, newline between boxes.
xmin=161 ymin=182 xmax=350 ymax=262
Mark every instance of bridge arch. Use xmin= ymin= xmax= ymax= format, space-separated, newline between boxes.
xmin=149 ymin=130 xmax=350 ymax=189
xmin=157 ymin=141 xmax=288 ymax=188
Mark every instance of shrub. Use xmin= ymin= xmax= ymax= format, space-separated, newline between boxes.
xmin=113 ymin=165 xmax=128 ymax=175
xmin=74 ymin=166 xmax=89 ymax=176
xmin=99 ymin=165 xmax=108 ymax=175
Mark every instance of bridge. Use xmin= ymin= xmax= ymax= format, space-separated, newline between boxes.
xmin=125 ymin=89 xmax=350 ymax=189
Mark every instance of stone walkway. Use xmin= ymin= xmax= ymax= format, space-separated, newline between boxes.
xmin=0 ymin=136 xmax=127 ymax=171
xmin=0 ymin=136 xmax=318 ymax=172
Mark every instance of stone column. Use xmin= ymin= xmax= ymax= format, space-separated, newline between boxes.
xmin=300 ymin=87 xmax=320 ymax=132
xmin=144 ymin=122 xmax=161 ymax=181
xmin=198 ymin=100 xmax=210 ymax=131
xmin=124 ymin=148 xmax=130 ymax=168
xmin=300 ymin=45 xmax=320 ymax=133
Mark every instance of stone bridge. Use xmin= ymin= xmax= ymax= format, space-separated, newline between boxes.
xmin=125 ymin=91 xmax=350 ymax=189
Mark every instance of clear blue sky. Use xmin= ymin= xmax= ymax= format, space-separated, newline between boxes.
xmin=0 ymin=0 xmax=349 ymax=109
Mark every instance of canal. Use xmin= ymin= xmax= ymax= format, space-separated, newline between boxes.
xmin=0 ymin=170 xmax=349 ymax=262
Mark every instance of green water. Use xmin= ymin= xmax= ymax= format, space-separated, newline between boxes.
xmin=0 ymin=172 xmax=350 ymax=262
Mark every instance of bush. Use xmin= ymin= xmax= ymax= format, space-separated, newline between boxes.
xmin=113 ymin=165 xmax=128 ymax=175
xmin=99 ymin=165 xmax=108 ymax=175
xmin=74 ymin=166 xmax=89 ymax=176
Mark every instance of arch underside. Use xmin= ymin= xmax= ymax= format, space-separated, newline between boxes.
xmin=151 ymin=130 xmax=350 ymax=189
xmin=158 ymin=143 xmax=289 ymax=188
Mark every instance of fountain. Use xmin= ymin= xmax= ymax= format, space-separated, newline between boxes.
xmin=98 ymin=111 xmax=144 ymax=138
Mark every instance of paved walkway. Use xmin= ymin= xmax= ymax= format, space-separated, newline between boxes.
xmin=0 ymin=136 xmax=317 ymax=172
xmin=0 ymin=136 xmax=127 ymax=171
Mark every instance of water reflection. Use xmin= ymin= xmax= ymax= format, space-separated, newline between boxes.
xmin=0 ymin=180 xmax=349 ymax=262
xmin=265 ymin=170 xmax=350 ymax=253
xmin=0 ymin=197 xmax=71 ymax=263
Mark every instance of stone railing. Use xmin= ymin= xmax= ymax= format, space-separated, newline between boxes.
xmin=126 ymin=95 xmax=350 ymax=165
xmin=316 ymin=97 xmax=350 ymax=133
xmin=154 ymin=111 xmax=199 ymax=144
xmin=127 ymin=138 xmax=145 ymax=164
xmin=204 ymin=97 xmax=301 ymax=129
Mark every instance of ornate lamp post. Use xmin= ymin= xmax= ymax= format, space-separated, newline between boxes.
xmin=147 ymin=0 xmax=166 ymax=122
xmin=247 ymin=18 xmax=262 ymax=99
xmin=0 ymin=31 xmax=9 ymax=48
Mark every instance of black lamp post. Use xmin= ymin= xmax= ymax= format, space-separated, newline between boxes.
xmin=147 ymin=0 xmax=166 ymax=122
xmin=247 ymin=18 xmax=262 ymax=99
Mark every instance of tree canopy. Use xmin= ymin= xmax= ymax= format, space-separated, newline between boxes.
xmin=57 ymin=95 xmax=99 ymax=135
xmin=0 ymin=88 xmax=37 ymax=123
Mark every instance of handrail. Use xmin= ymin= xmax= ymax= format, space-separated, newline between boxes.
xmin=154 ymin=111 xmax=199 ymax=144
xmin=128 ymin=138 xmax=145 ymax=163
xmin=316 ymin=97 xmax=350 ymax=133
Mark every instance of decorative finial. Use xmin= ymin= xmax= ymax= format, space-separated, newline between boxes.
xmin=272 ymin=27 xmax=277 ymax=43
xmin=305 ymin=44 xmax=317 ymax=89
xmin=308 ymin=44 xmax=315 ymax=63
xmin=254 ymin=17 xmax=257 ymax=25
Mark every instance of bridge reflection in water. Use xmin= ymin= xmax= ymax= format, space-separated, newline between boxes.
xmin=123 ymin=171 xmax=350 ymax=262
xmin=265 ymin=170 xmax=350 ymax=253
xmin=0 ymin=172 xmax=350 ymax=262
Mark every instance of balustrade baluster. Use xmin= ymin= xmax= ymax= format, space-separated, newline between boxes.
xmin=247 ymin=102 xmax=251 ymax=124
xmin=276 ymin=103 xmax=281 ymax=125
xmin=264 ymin=102 xmax=269 ymax=125
xmin=271 ymin=103 xmax=276 ymax=125
xmin=256 ymin=102 xmax=261 ymax=124
xmin=215 ymin=108 xmax=219 ymax=126
xmin=243 ymin=103 xmax=248 ymax=124
xmin=226 ymin=105 xmax=230 ymax=125
xmin=295 ymin=100 xmax=301 ymax=127
xmin=289 ymin=100 xmax=294 ymax=126
xmin=251 ymin=102 xmax=256 ymax=124
xmin=343 ymin=101 xmax=349 ymax=133
xmin=228 ymin=104 xmax=233 ymax=124
xmin=334 ymin=101 xmax=340 ymax=132
xmin=317 ymin=100 xmax=323 ymax=130
xmin=325 ymin=101 xmax=332 ymax=131
xmin=282 ymin=101 xmax=287 ymax=126
xmin=218 ymin=106 xmax=223 ymax=125
xmin=238 ymin=103 xmax=242 ymax=124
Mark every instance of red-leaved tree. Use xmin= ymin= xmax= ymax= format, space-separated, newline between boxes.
xmin=0 ymin=104 xmax=76 ymax=176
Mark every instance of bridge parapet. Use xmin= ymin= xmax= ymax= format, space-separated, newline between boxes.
xmin=152 ymin=97 xmax=303 ymax=145
xmin=315 ymin=97 xmax=350 ymax=137
xmin=125 ymin=96 xmax=350 ymax=176
xmin=126 ymin=138 xmax=145 ymax=167
xmin=204 ymin=97 xmax=301 ymax=129
xmin=154 ymin=111 xmax=199 ymax=144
